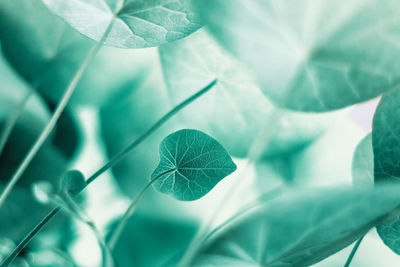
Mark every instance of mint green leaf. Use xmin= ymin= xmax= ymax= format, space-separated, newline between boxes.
xmin=59 ymin=170 xmax=86 ymax=196
xmin=194 ymin=185 xmax=400 ymax=266
xmin=110 ymin=213 xmax=197 ymax=267
xmin=0 ymin=0 xmax=149 ymax=106
xmin=196 ymin=0 xmax=399 ymax=112
xmin=41 ymin=0 xmax=203 ymax=48
xmin=352 ymin=134 xmax=374 ymax=188
xmin=373 ymin=88 xmax=400 ymax=183
xmin=159 ymin=29 xmax=325 ymax=157
xmin=151 ymin=129 xmax=237 ymax=201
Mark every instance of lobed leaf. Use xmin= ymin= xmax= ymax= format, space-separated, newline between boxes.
xmin=196 ymin=0 xmax=400 ymax=112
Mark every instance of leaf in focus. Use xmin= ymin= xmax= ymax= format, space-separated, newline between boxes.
xmin=196 ymin=0 xmax=400 ymax=112
xmin=194 ymin=185 xmax=400 ymax=266
xmin=41 ymin=0 xmax=203 ymax=48
xmin=109 ymin=213 xmax=197 ymax=267
xmin=0 ymin=0 xmax=150 ymax=106
xmin=151 ymin=129 xmax=237 ymax=201
xmin=159 ymin=29 xmax=325 ymax=157
xmin=352 ymin=134 xmax=374 ymax=188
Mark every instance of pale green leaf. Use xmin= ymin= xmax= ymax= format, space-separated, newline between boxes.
xmin=352 ymin=134 xmax=374 ymax=188
xmin=41 ymin=0 xmax=203 ymax=48
xmin=196 ymin=0 xmax=400 ymax=111
xmin=194 ymin=185 xmax=400 ymax=266
xmin=151 ymin=129 xmax=237 ymax=201
xmin=159 ymin=29 xmax=325 ymax=157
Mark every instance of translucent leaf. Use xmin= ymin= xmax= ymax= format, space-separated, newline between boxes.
xmin=195 ymin=0 xmax=400 ymax=112
xmin=159 ymin=29 xmax=325 ymax=157
xmin=151 ymin=129 xmax=237 ymax=201
xmin=41 ymin=0 xmax=203 ymax=48
xmin=194 ymin=185 xmax=400 ymax=266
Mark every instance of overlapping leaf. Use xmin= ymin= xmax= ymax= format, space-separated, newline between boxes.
xmin=41 ymin=0 xmax=203 ymax=48
xmin=196 ymin=0 xmax=400 ymax=111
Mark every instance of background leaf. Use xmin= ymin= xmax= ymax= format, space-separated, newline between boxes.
xmin=41 ymin=0 xmax=203 ymax=48
xmin=352 ymin=134 xmax=374 ymax=188
xmin=151 ymin=129 xmax=237 ymax=201
xmin=159 ymin=29 xmax=325 ymax=158
xmin=0 ymin=0 xmax=150 ymax=107
xmin=196 ymin=0 xmax=400 ymax=112
xmin=194 ymin=185 xmax=400 ymax=266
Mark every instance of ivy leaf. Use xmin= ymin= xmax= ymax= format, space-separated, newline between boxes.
xmin=41 ymin=0 xmax=203 ymax=48
xmin=0 ymin=0 xmax=150 ymax=106
xmin=196 ymin=0 xmax=400 ymax=112
xmin=151 ymin=129 xmax=237 ymax=201
xmin=159 ymin=29 xmax=325 ymax=157
xmin=352 ymin=134 xmax=374 ymax=188
xmin=194 ymin=185 xmax=400 ymax=266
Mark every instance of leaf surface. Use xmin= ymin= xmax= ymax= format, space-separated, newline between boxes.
xmin=352 ymin=134 xmax=374 ymax=188
xmin=194 ymin=185 xmax=400 ymax=266
xmin=152 ymin=129 xmax=236 ymax=201
xmin=41 ymin=0 xmax=203 ymax=48
xmin=196 ymin=0 xmax=400 ymax=111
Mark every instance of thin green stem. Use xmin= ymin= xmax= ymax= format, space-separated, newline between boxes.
xmin=0 ymin=19 xmax=115 ymax=208
xmin=85 ymin=79 xmax=217 ymax=186
xmin=0 ymin=79 xmax=217 ymax=266
xmin=344 ymin=235 xmax=365 ymax=267
xmin=0 ymin=90 xmax=33 ymax=156
xmin=107 ymin=169 xmax=176 ymax=249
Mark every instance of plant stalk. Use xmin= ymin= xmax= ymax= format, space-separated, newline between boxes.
xmin=0 ymin=90 xmax=33 ymax=156
xmin=107 ymin=169 xmax=176 ymax=249
xmin=0 ymin=79 xmax=217 ymax=266
xmin=0 ymin=19 xmax=115 ymax=208
xmin=344 ymin=235 xmax=365 ymax=267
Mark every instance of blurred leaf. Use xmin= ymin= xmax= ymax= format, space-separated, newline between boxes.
xmin=151 ymin=129 xmax=237 ymax=201
xmin=41 ymin=0 xmax=203 ymax=48
xmin=352 ymin=134 xmax=373 ymax=188
xmin=59 ymin=170 xmax=86 ymax=196
xmin=159 ymin=29 xmax=325 ymax=157
xmin=196 ymin=0 xmax=400 ymax=112
xmin=110 ymin=213 xmax=197 ymax=267
xmin=194 ymin=185 xmax=400 ymax=266
xmin=0 ymin=0 xmax=150 ymax=106
xmin=373 ymin=88 xmax=400 ymax=183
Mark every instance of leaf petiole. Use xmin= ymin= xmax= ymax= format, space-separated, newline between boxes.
xmin=344 ymin=234 xmax=365 ymax=267
xmin=0 ymin=79 xmax=217 ymax=266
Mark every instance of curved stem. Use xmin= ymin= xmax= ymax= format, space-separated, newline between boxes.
xmin=0 ymin=79 xmax=217 ymax=266
xmin=0 ymin=19 xmax=115 ymax=208
xmin=344 ymin=235 xmax=365 ymax=267
xmin=0 ymin=90 xmax=33 ymax=156
xmin=107 ymin=169 xmax=176 ymax=249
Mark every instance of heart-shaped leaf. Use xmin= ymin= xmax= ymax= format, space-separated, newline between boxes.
xmin=41 ymin=0 xmax=203 ymax=48
xmin=151 ymin=129 xmax=237 ymax=201
xmin=194 ymin=185 xmax=400 ymax=266
xmin=195 ymin=0 xmax=400 ymax=112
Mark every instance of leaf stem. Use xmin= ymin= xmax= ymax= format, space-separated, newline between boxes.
xmin=0 ymin=90 xmax=33 ymax=156
xmin=0 ymin=79 xmax=217 ymax=266
xmin=0 ymin=19 xmax=115 ymax=208
xmin=107 ymin=169 xmax=176 ymax=249
xmin=344 ymin=234 xmax=365 ymax=267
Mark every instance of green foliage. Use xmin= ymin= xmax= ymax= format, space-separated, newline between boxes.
xmin=195 ymin=0 xmax=400 ymax=112
xmin=151 ymin=129 xmax=236 ymax=201
xmin=2 ymin=1 xmax=400 ymax=266
xmin=194 ymin=185 xmax=400 ymax=266
xmin=41 ymin=0 xmax=203 ymax=48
